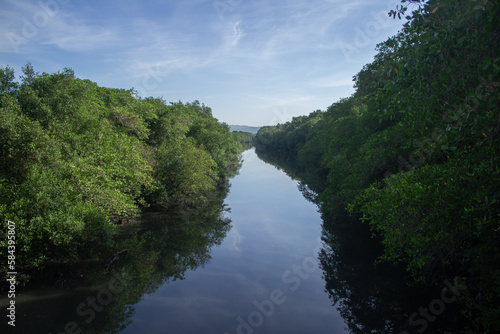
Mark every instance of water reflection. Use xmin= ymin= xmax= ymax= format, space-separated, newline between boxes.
xmin=119 ymin=148 xmax=346 ymax=334
xmin=0 ymin=191 xmax=231 ymax=334
xmin=256 ymin=147 xmax=458 ymax=334
xmin=2 ymin=147 xmax=466 ymax=333
xmin=319 ymin=213 xmax=440 ymax=334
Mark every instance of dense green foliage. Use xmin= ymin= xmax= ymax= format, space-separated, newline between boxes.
xmin=255 ymin=0 xmax=499 ymax=331
xmin=231 ymin=130 xmax=255 ymax=151
xmin=0 ymin=64 xmax=241 ymax=279
xmin=231 ymin=131 xmax=254 ymax=145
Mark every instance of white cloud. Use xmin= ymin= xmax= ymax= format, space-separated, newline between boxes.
xmin=0 ymin=0 xmax=119 ymax=53
xmin=228 ymin=20 xmax=244 ymax=48
xmin=42 ymin=25 xmax=118 ymax=52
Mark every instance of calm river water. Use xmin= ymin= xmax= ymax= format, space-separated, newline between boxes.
xmin=2 ymin=148 xmax=446 ymax=333
xmin=120 ymin=148 xmax=348 ymax=334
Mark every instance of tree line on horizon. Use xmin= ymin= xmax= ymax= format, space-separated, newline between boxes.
xmin=255 ymin=0 xmax=499 ymax=332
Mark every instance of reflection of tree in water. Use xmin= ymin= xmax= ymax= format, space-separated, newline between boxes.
xmin=319 ymin=212 xmax=466 ymax=334
xmin=6 ymin=189 xmax=232 ymax=334
xmin=320 ymin=213 xmax=417 ymax=333
xmin=256 ymin=148 xmax=325 ymax=198
xmin=256 ymin=147 xmax=462 ymax=334
xmin=98 ymin=195 xmax=231 ymax=333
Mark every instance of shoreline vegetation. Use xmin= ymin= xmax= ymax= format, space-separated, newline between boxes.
xmin=0 ymin=63 xmax=253 ymax=285
xmin=255 ymin=0 xmax=499 ymax=332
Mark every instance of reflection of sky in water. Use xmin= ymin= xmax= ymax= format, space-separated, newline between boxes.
xmin=122 ymin=149 xmax=347 ymax=334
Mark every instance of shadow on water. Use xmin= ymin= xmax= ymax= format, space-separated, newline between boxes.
xmin=318 ymin=212 xmax=458 ymax=334
xmin=0 ymin=189 xmax=232 ymax=334
xmin=256 ymin=148 xmax=465 ymax=334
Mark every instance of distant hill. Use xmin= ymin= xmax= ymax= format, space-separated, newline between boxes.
xmin=229 ymin=125 xmax=261 ymax=134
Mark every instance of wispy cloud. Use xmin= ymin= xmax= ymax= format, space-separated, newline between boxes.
xmin=232 ymin=0 xmax=362 ymax=58
xmin=228 ymin=20 xmax=244 ymax=48
xmin=0 ymin=0 xmax=119 ymax=53
xmin=42 ymin=24 xmax=118 ymax=52
xmin=0 ymin=0 xmax=406 ymax=126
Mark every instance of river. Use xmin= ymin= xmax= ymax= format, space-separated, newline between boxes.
xmin=1 ymin=148 xmax=348 ymax=334
xmin=2 ymin=148 xmax=447 ymax=334
xmin=119 ymin=148 xmax=347 ymax=334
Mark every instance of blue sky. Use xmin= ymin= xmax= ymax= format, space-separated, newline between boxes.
xmin=1 ymin=0 xmax=406 ymax=126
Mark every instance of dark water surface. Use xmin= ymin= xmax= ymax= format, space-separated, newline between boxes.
xmin=120 ymin=148 xmax=347 ymax=334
